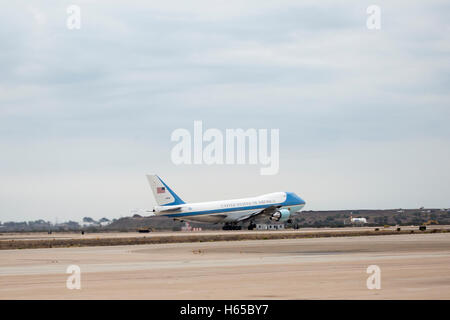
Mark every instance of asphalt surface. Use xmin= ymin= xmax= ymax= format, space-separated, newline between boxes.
xmin=0 ymin=232 xmax=449 ymax=299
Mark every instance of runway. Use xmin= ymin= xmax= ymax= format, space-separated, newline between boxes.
xmin=0 ymin=233 xmax=449 ymax=299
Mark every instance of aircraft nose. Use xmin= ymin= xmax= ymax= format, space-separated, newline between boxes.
xmin=290 ymin=192 xmax=305 ymax=205
xmin=292 ymin=192 xmax=305 ymax=205
xmin=298 ymin=196 xmax=306 ymax=205
xmin=285 ymin=192 xmax=306 ymax=206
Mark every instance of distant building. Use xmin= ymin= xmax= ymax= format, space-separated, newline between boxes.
xmin=350 ymin=217 xmax=367 ymax=224
xmin=350 ymin=213 xmax=367 ymax=224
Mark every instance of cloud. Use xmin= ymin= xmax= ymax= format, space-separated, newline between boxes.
xmin=0 ymin=1 xmax=449 ymax=221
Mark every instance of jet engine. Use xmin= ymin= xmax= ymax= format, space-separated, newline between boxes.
xmin=270 ymin=209 xmax=291 ymax=222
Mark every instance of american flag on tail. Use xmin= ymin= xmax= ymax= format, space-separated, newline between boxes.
xmin=157 ymin=187 xmax=166 ymax=194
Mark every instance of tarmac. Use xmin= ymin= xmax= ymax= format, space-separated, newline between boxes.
xmin=0 ymin=232 xmax=449 ymax=299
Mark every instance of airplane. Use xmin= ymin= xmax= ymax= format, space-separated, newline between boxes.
xmin=146 ymin=174 xmax=306 ymax=230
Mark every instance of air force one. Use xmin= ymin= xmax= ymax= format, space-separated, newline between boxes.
xmin=147 ymin=175 xmax=306 ymax=230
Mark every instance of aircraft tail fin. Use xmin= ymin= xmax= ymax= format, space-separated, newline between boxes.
xmin=146 ymin=175 xmax=185 ymax=206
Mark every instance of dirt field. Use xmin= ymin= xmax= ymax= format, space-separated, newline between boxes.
xmin=0 ymin=232 xmax=449 ymax=299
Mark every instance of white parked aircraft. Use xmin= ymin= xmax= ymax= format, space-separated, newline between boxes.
xmin=147 ymin=174 xmax=306 ymax=230
xmin=350 ymin=213 xmax=368 ymax=224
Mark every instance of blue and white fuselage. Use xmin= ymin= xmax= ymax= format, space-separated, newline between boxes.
xmin=147 ymin=175 xmax=306 ymax=224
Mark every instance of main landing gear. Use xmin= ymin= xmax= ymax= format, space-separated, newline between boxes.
xmin=247 ymin=222 xmax=257 ymax=230
xmin=222 ymin=223 xmax=242 ymax=230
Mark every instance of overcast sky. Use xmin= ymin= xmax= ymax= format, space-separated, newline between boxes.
xmin=0 ymin=1 xmax=449 ymax=222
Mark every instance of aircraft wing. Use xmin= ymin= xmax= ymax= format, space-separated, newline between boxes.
xmin=235 ymin=205 xmax=282 ymax=222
